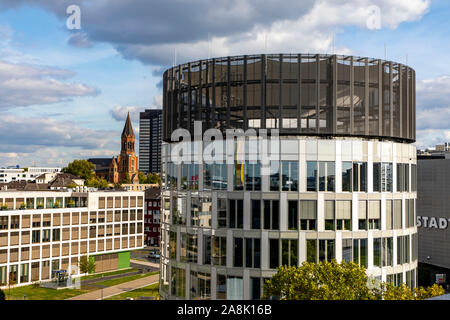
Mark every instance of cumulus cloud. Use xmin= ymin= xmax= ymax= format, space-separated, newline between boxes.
xmin=110 ymin=96 xmax=162 ymax=122
xmin=0 ymin=114 xmax=115 ymax=150
xmin=0 ymin=60 xmax=99 ymax=109
xmin=67 ymin=32 xmax=93 ymax=48
xmin=0 ymin=0 xmax=430 ymax=66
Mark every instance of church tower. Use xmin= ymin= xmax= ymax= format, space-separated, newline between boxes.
xmin=109 ymin=112 xmax=139 ymax=183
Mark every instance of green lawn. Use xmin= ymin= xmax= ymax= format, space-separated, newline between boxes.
xmin=5 ymin=283 xmax=89 ymax=300
xmin=105 ymin=282 xmax=159 ymax=300
xmin=80 ymin=268 xmax=139 ymax=281
xmin=95 ymin=271 xmax=159 ymax=287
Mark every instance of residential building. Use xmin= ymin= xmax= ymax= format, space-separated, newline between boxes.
xmin=122 ymin=183 xmax=159 ymax=192
xmin=0 ymin=167 xmax=61 ymax=183
xmin=144 ymin=187 xmax=160 ymax=246
xmin=160 ymin=54 xmax=417 ymax=299
xmin=139 ymin=109 xmax=162 ymax=174
xmin=0 ymin=189 xmax=145 ymax=287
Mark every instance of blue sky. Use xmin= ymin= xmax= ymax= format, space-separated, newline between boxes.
xmin=0 ymin=0 xmax=447 ymax=167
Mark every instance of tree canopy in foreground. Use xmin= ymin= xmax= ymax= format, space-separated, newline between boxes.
xmin=263 ymin=260 xmax=444 ymax=300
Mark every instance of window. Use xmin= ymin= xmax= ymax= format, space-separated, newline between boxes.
xmin=250 ymin=277 xmax=261 ymax=300
xmin=234 ymin=161 xmax=244 ymax=191
xmin=324 ymin=201 xmax=335 ymax=230
xmin=381 ymin=237 xmax=393 ymax=267
xmin=411 ymin=164 xmax=417 ymax=191
xmin=269 ymin=239 xmax=279 ymax=269
xmin=397 ymin=163 xmax=409 ymax=192
xmin=32 ymin=230 xmax=40 ymax=244
xmin=0 ymin=217 xmax=8 ymax=230
xmin=300 ymin=200 xmax=316 ymax=230
xmin=281 ymin=239 xmax=298 ymax=267
xmin=281 ymin=161 xmax=299 ymax=191
xmin=190 ymin=271 xmax=211 ymax=300
xmin=386 ymin=200 xmax=393 ymax=230
xmin=353 ymin=162 xmax=367 ymax=192
xmin=216 ymin=274 xmax=227 ymax=299
xmin=373 ymin=162 xmax=392 ymax=192
xmin=336 ymin=201 xmax=352 ymax=230
xmin=368 ymin=201 xmax=381 ymax=229
xmin=245 ymin=238 xmax=261 ymax=268
xmin=212 ymin=236 xmax=227 ymax=266
xmin=288 ymin=201 xmax=298 ymax=230
xmin=263 ymin=200 xmax=279 ymax=230
xmin=203 ymin=235 xmax=211 ymax=265
xmin=42 ymin=229 xmax=50 ymax=242
xmin=204 ymin=163 xmax=227 ymax=190
xmin=217 ymin=199 xmax=227 ymax=228
xmin=353 ymin=238 xmax=368 ymax=268
xmin=306 ymin=161 xmax=317 ymax=191
xmin=271 ymin=161 xmax=299 ymax=191
xmin=52 ymin=229 xmax=60 ymax=241
xmin=373 ymin=238 xmax=381 ymax=267
xmin=270 ymin=161 xmax=280 ymax=191
xmin=307 ymin=239 xmax=335 ymax=263
xmin=319 ymin=162 xmax=335 ymax=191
xmin=233 ymin=238 xmax=243 ymax=267
xmin=229 ymin=200 xmax=243 ymax=229
xmin=245 ymin=161 xmax=261 ymax=191
xmin=342 ymin=239 xmax=353 ymax=263
xmin=307 ymin=161 xmax=335 ymax=191
xmin=342 ymin=161 xmax=353 ymax=191
xmin=393 ymin=200 xmax=402 ymax=229
xmin=397 ymin=235 xmax=410 ymax=265
xmin=251 ymin=200 xmax=261 ymax=229
xmin=10 ymin=216 xmax=19 ymax=229
xmin=171 ymin=267 xmax=186 ymax=298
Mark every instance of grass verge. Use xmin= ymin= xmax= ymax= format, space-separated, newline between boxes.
xmin=105 ymin=282 xmax=159 ymax=300
xmin=95 ymin=271 xmax=159 ymax=287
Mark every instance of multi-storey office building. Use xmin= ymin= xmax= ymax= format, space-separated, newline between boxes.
xmin=139 ymin=109 xmax=162 ymax=174
xmin=160 ymin=54 xmax=417 ymax=300
xmin=0 ymin=190 xmax=145 ymax=287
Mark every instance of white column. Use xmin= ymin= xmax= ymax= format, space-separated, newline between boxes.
xmin=243 ymin=192 xmax=251 ymax=231
xmin=226 ymin=229 xmax=233 ymax=268
xmin=261 ymin=231 xmax=269 ymax=269
xmin=335 ymin=231 xmax=342 ymax=263
xmin=299 ymin=231 xmax=306 ymax=264
xmin=279 ymin=193 xmax=287 ymax=231
xmin=368 ymin=230 xmax=373 ymax=269
xmin=243 ymin=269 xmax=250 ymax=300
xmin=317 ymin=193 xmax=324 ymax=232
xmin=335 ymin=140 xmax=342 ymax=193
xmin=352 ymin=193 xmax=359 ymax=231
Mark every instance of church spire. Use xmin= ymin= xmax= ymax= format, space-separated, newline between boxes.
xmin=122 ymin=112 xmax=135 ymax=137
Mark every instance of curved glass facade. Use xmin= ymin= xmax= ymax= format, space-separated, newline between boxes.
xmin=163 ymin=54 xmax=416 ymax=143
xmin=160 ymin=54 xmax=417 ymax=300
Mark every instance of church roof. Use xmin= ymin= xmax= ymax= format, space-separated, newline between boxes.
xmin=122 ymin=112 xmax=135 ymax=137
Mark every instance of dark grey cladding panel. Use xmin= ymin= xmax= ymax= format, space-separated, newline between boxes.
xmin=162 ymin=54 xmax=416 ymax=143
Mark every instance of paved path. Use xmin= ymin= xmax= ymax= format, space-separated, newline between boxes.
xmin=66 ymin=273 xmax=159 ymax=300
xmin=130 ymin=259 xmax=160 ymax=269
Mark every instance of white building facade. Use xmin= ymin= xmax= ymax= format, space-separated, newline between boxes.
xmin=0 ymin=190 xmax=145 ymax=287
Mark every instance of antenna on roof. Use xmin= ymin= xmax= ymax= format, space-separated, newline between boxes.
xmin=332 ymin=32 xmax=335 ymax=55
xmin=264 ymin=33 xmax=267 ymax=54
xmin=207 ymin=33 xmax=211 ymax=60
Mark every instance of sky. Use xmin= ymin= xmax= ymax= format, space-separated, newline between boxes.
xmin=0 ymin=0 xmax=448 ymax=167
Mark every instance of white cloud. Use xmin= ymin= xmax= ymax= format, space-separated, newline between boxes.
xmin=0 ymin=60 xmax=99 ymax=109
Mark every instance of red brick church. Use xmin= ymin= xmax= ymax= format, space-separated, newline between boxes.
xmin=108 ymin=112 xmax=139 ymax=184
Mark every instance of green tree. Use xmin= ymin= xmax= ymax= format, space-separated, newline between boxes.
xmin=138 ymin=171 xmax=147 ymax=184
xmin=147 ymin=173 xmax=162 ymax=185
xmin=263 ymin=261 xmax=445 ymax=300
xmin=66 ymin=182 xmax=77 ymax=189
xmin=63 ymin=160 xmax=95 ymax=180
xmin=78 ymin=255 xmax=96 ymax=274
xmin=263 ymin=261 xmax=380 ymax=300
xmin=86 ymin=176 xmax=109 ymax=189
xmin=382 ymin=283 xmax=445 ymax=300
xmin=120 ymin=172 xmax=132 ymax=184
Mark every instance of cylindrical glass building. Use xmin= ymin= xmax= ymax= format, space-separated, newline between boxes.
xmin=160 ymin=54 xmax=417 ymax=300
